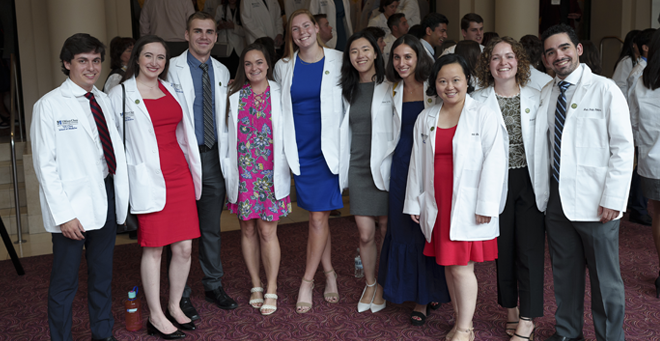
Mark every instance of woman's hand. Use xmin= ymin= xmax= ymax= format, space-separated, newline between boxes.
xmin=475 ymin=214 xmax=491 ymax=224
xmin=411 ymin=215 xmax=420 ymax=224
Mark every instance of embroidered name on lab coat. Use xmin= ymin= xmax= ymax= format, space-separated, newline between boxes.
xmin=172 ymin=83 xmax=184 ymax=93
xmin=122 ymin=111 xmax=136 ymax=122
xmin=57 ymin=119 xmax=79 ymax=131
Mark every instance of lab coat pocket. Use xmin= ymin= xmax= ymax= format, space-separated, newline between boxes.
xmin=127 ymin=162 xmax=149 ymax=210
xmin=576 ymin=165 xmax=606 ymax=209
xmin=576 ymin=117 xmax=607 ymax=148
xmin=62 ymin=177 xmax=92 ymax=222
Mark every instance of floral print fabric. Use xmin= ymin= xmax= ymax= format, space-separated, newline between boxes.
xmin=496 ymin=93 xmax=527 ymax=169
xmin=228 ymin=83 xmax=292 ymax=221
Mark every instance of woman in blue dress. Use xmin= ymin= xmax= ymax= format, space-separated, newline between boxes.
xmin=274 ymin=9 xmax=345 ymax=314
xmin=377 ymin=34 xmax=450 ymax=326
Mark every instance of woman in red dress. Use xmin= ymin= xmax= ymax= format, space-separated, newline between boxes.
xmin=404 ymin=54 xmax=508 ymax=341
xmin=109 ymin=35 xmax=202 ymax=339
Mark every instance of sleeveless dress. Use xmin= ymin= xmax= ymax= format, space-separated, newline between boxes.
xmin=377 ymin=101 xmax=450 ymax=305
xmin=290 ymin=56 xmax=343 ymax=212
xmin=137 ymin=83 xmax=200 ymax=247
xmin=227 ymin=84 xmax=292 ymax=221
xmin=423 ymin=126 xmax=498 ymax=266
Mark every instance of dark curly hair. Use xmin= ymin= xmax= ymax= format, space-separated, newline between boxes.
xmin=475 ymin=36 xmax=530 ymax=88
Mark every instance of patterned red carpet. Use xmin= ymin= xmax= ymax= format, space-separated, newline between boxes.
xmin=1 ymin=215 xmax=659 ymax=340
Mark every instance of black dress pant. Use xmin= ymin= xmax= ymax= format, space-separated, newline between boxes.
xmin=48 ymin=176 xmax=116 ymax=341
xmin=495 ymin=167 xmax=545 ymax=318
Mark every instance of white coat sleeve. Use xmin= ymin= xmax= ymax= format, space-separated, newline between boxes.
xmin=612 ymin=58 xmax=632 ymax=96
xmin=139 ymin=0 xmax=151 ymax=37
xmin=398 ymin=0 xmax=421 ymax=26
xmin=629 ymin=80 xmax=640 ymax=146
xmin=273 ymin=0 xmax=284 ymax=36
xmin=475 ymin=109 xmax=508 ymax=217
xmin=241 ymin=0 xmax=267 ymax=43
xmin=30 ymin=100 xmax=77 ymax=226
xmin=402 ymin=114 xmax=425 ymax=215
xmin=600 ymin=83 xmax=635 ymax=211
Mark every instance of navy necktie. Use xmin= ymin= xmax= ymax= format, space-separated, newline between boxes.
xmin=84 ymin=92 xmax=116 ymax=174
xmin=552 ymin=81 xmax=571 ymax=182
xmin=199 ymin=63 xmax=215 ymax=149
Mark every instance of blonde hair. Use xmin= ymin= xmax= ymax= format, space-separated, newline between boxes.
xmin=282 ymin=9 xmax=327 ymax=61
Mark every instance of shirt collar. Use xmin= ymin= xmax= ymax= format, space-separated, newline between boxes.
xmin=421 ymin=39 xmax=434 ymax=56
xmin=641 ymin=56 xmax=647 ymax=62
xmin=187 ymin=50 xmax=212 ymax=69
xmin=66 ymin=78 xmax=96 ymax=97
xmin=554 ymin=63 xmax=584 ymax=88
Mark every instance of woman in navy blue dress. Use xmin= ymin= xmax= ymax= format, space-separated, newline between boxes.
xmin=377 ymin=35 xmax=450 ymax=326
xmin=274 ymin=9 xmax=344 ymax=313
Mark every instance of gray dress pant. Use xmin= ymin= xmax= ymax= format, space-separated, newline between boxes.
xmin=183 ymin=144 xmax=226 ymax=296
xmin=545 ymin=180 xmax=625 ymax=341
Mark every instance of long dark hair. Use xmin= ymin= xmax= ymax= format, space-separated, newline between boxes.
xmin=385 ymin=34 xmax=433 ymax=84
xmin=340 ymin=31 xmax=385 ymax=103
xmin=229 ymin=43 xmax=274 ymax=96
xmin=427 ymin=54 xmax=475 ymax=97
xmin=109 ymin=36 xmax=135 ymax=70
xmin=642 ymin=29 xmax=660 ymax=90
xmin=121 ymin=35 xmax=170 ymax=83
xmin=614 ymin=29 xmax=640 ymax=71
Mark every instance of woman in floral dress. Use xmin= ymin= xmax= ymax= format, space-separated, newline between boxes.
xmin=225 ymin=43 xmax=299 ymax=315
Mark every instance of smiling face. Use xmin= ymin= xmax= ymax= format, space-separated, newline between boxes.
xmin=489 ymin=42 xmax=518 ymax=84
xmin=244 ymin=49 xmax=269 ymax=85
xmin=185 ymin=18 xmax=217 ymax=60
xmin=317 ymin=17 xmax=333 ymax=43
xmin=291 ymin=14 xmax=320 ymax=49
xmin=137 ymin=42 xmax=167 ymax=80
xmin=426 ymin=23 xmax=448 ymax=47
xmin=436 ymin=62 xmax=468 ymax=106
xmin=462 ymin=21 xmax=484 ymax=44
xmin=384 ymin=1 xmax=399 ymax=17
xmin=392 ymin=44 xmax=417 ymax=80
xmin=64 ymin=52 xmax=102 ymax=92
xmin=543 ymin=32 xmax=583 ymax=79
xmin=350 ymin=37 xmax=377 ymax=78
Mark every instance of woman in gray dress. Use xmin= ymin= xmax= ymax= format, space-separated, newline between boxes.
xmin=339 ymin=31 xmax=394 ymax=313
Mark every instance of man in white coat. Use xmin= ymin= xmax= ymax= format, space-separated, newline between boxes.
xmin=383 ymin=13 xmax=409 ymax=62
xmin=441 ymin=13 xmax=485 ymax=56
xmin=536 ymin=24 xmax=633 ymax=341
xmin=31 ymin=33 xmax=129 ymax=341
xmin=309 ymin=0 xmax=353 ymax=50
xmin=167 ymin=12 xmax=237 ymax=320
xmin=420 ymin=13 xmax=448 ymax=59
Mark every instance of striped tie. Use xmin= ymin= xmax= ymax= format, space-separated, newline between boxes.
xmin=200 ymin=63 xmax=215 ymax=149
xmin=84 ymin=92 xmax=116 ymax=174
xmin=552 ymin=81 xmax=571 ymax=182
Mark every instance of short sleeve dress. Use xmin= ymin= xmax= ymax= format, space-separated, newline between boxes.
xmin=137 ymin=83 xmax=201 ymax=247
xmin=227 ymin=83 xmax=292 ymax=221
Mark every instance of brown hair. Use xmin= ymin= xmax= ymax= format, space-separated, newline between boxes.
xmin=229 ymin=43 xmax=275 ymax=96
xmin=121 ymin=35 xmax=170 ymax=83
xmin=282 ymin=9 xmax=326 ymax=61
xmin=186 ymin=11 xmax=215 ymax=31
xmin=476 ymin=36 xmax=530 ymax=88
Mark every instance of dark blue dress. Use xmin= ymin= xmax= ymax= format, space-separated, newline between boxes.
xmin=290 ymin=56 xmax=343 ymax=212
xmin=377 ymin=101 xmax=450 ymax=305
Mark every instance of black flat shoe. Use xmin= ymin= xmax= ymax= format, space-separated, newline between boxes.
xmin=147 ymin=320 xmax=186 ymax=339
xmin=165 ymin=310 xmax=196 ymax=330
xmin=410 ymin=304 xmax=430 ymax=326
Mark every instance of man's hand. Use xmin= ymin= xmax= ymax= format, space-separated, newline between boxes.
xmin=598 ymin=206 xmax=619 ymax=223
xmin=60 ymin=218 xmax=85 ymax=240
xmin=411 ymin=215 xmax=420 ymax=224
xmin=476 ymin=215 xmax=491 ymax=224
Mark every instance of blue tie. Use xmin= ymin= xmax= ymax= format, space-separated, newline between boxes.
xmin=552 ymin=81 xmax=571 ymax=182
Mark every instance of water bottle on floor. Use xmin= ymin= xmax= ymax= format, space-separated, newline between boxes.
xmin=125 ymin=286 xmax=142 ymax=331
xmin=355 ymin=248 xmax=364 ymax=278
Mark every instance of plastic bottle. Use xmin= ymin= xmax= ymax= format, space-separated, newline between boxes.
xmin=355 ymin=248 xmax=364 ymax=278
xmin=125 ymin=286 xmax=142 ymax=331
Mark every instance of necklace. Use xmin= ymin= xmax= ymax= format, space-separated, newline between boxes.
xmin=137 ymin=80 xmax=157 ymax=90
xmin=299 ymin=48 xmax=324 ymax=65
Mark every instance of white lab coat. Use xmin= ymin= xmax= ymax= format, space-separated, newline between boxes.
xmin=107 ymin=77 xmax=202 ymax=213
xmin=309 ymin=0 xmax=353 ymax=49
xmin=625 ymin=58 xmax=646 ymax=103
xmin=629 ymin=77 xmax=660 ymax=180
xmin=367 ymin=13 xmax=390 ymax=35
xmin=339 ymin=81 xmax=395 ymax=191
xmin=273 ymin=47 xmax=344 ymax=188
xmin=241 ymin=0 xmax=284 ymax=45
xmin=284 ymin=0 xmax=309 ymax=21
xmin=396 ymin=0 xmax=420 ymax=26
xmin=611 ymin=56 xmax=638 ymax=96
xmin=31 ymin=79 xmax=129 ymax=233
xmin=167 ymin=50 xmax=231 ymax=175
xmin=215 ymin=4 xmax=246 ymax=58
xmin=526 ymin=67 xmax=553 ymax=93
xmin=224 ymin=82 xmax=299 ymax=203
xmin=471 ymin=85 xmax=544 ymax=211
xmin=532 ymin=65 xmax=634 ymax=220
xmin=403 ymin=96 xmax=508 ymax=242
